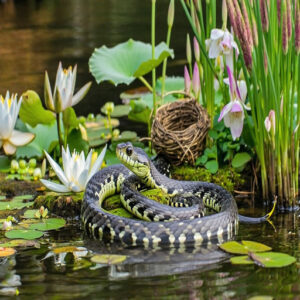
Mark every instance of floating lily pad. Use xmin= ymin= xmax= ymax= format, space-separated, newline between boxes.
xmin=53 ymin=246 xmax=86 ymax=254
xmin=0 ymin=247 xmax=16 ymax=257
xmin=5 ymin=229 xmax=44 ymax=240
xmin=29 ymin=218 xmax=66 ymax=231
xmin=249 ymin=252 xmax=296 ymax=268
xmin=115 ymin=131 xmax=137 ymax=142
xmin=0 ymin=196 xmax=6 ymax=201
xmin=0 ymin=196 xmax=34 ymax=211
xmin=100 ymin=105 xmax=131 ymax=118
xmin=230 ymin=255 xmax=254 ymax=265
xmin=23 ymin=209 xmax=39 ymax=219
xmin=220 ymin=240 xmax=272 ymax=255
xmin=13 ymin=195 xmax=34 ymax=201
xmin=0 ymin=239 xmax=40 ymax=248
xmin=248 ymin=296 xmax=273 ymax=300
xmin=91 ymin=254 xmax=127 ymax=265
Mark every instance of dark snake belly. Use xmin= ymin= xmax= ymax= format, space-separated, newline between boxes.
xmin=81 ymin=164 xmax=239 ymax=248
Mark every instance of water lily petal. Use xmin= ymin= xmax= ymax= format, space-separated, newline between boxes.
xmin=77 ymin=169 xmax=89 ymax=190
xmin=72 ymin=81 xmax=92 ymax=107
xmin=44 ymin=151 xmax=69 ymax=187
xmin=87 ymin=145 xmax=107 ymax=182
xmin=69 ymin=183 xmax=83 ymax=193
xmin=40 ymin=179 xmax=70 ymax=193
xmin=9 ymin=130 xmax=35 ymax=146
xmin=3 ymin=141 xmax=16 ymax=155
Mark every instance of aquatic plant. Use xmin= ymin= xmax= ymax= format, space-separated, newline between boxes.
xmin=40 ymin=145 xmax=106 ymax=193
xmin=225 ymin=0 xmax=300 ymax=206
xmin=0 ymin=92 xmax=35 ymax=155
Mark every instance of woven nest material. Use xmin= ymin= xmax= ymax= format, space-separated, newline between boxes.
xmin=151 ymin=98 xmax=210 ymax=165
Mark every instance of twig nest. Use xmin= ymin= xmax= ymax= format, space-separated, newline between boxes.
xmin=151 ymin=98 xmax=210 ymax=165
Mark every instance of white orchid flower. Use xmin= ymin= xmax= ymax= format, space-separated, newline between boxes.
xmin=205 ymin=29 xmax=239 ymax=71
xmin=218 ymin=67 xmax=250 ymax=140
xmin=0 ymin=92 xmax=35 ymax=155
xmin=44 ymin=62 xmax=92 ymax=113
xmin=40 ymin=145 xmax=107 ymax=193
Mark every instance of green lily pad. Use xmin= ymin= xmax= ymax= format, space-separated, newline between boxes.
xmin=89 ymin=39 xmax=174 ymax=86
xmin=0 ymin=197 xmax=34 ymax=211
xmin=29 ymin=218 xmax=66 ymax=231
xmin=156 ymin=76 xmax=185 ymax=93
xmin=101 ymin=105 xmax=131 ymax=118
xmin=115 ymin=131 xmax=137 ymax=142
xmin=248 ymin=296 xmax=273 ymax=300
xmin=23 ymin=209 xmax=39 ymax=219
xmin=0 ymin=239 xmax=40 ymax=248
xmin=19 ymin=90 xmax=55 ymax=127
xmin=249 ymin=252 xmax=296 ymax=268
xmin=13 ymin=195 xmax=34 ymax=201
xmin=91 ymin=254 xmax=127 ymax=265
xmin=220 ymin=241 xmax=272 ymax=255
xmin=230 ymin=255 xmax=254 ymax=265
xmin=5 ymin=229 xmax=44 ymax=240
xmin=0 ymin=196 xmax=6 ymax=201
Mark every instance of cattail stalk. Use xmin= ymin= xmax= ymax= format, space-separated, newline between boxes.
xmin=282 ymin=0 xmax=288 ymax=54
xmin=260 ymin=0 xmax=269 ymax=32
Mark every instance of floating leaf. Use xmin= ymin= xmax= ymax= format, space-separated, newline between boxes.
xmin=230 ymin=255 xmax=254 ymax=265
xmin=232 ymin=152 xmax=252 ymax=169
xmin=29 ymin=218 xmax=66 ymax=231
xmin=52 ymin=246 xmax=86 ymax=254
xmin=91 ymin=254 xmax=127 ymax=265
xmin=220 ymin=240 xmax=272 ymax=255
xmin=67 ymin=128 xmax=89 ymax=154
xmin=0 ymin=197 xmax=34 ymax=211
xmin=247 ymin=296 xmax=273 ymax=300
xmin=0 ymin=247 xmax=16 ymax=257
xmin=19 ymin=90 xmax=55 ymax=127
xmin=156 ymin=76 xmax=185 ymax=93
xmin=0 ymin=196 xmax=6 ymax=201
xmin=0 ymin=239 xmax=40 ymax=248
xmin=23 ymin=209 xmax=39 ymax=219
xmin=13 ymin=195 xmax=34 ymax=201
xmin=5 ymin=229 xmax=44 ymax=240
xmin=89 ymin=39 xmax=174 ymax=86
xmin=115 ymin=131 xmax=137 ymax=142
xmin=249 ymin=252 xmax=296 ymax=268
xmin=101 ymin=105 xmax=131 ymax=118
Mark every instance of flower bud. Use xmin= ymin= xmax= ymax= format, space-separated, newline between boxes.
xmin=33 ymin=168 xmax=42 ymax=181
xmin=186 ymin=34 xmax=192 ymax=64
xmin=2 ymin=220 xmax=12 ymax=231
xmin=192 ymin=63 xmax=200 ymax=99
xmin=184 ymin=66 xmax=191 ymax=94
xmin=19 ymin=159 xmax=27 ymax=169
xmin=167 ymin=0 xmax=175 ymax=27
xmin=29 ymin=158 xmax=37 ymax=168
xmin=112 ymin=129 xmax=120 ymax=139
xmin=103 ymin=102 xmax=115 ymax=115
xmin=11 ymin=160 xmax=19 ymax=172
xmin=193 ymin=37 xmax=200 ymax=62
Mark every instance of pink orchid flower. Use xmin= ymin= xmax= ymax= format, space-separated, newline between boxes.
xmin=218 ymin=67 xmax=250 ymax=140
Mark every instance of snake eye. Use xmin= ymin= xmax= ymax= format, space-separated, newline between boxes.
xmin=126 ymin=146 xmax=133 ymax=156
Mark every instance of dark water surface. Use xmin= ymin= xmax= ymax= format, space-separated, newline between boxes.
xmin=0 ymin=1 xmax=300 ymax=299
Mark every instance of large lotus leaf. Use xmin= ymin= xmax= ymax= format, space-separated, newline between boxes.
xmin=89 ymin=39 xmax=174 ymax=85
xmin=16 ymin=121 xmax=58 ymax=159
xmin=19 ymin=90 xmax=55 ymax=127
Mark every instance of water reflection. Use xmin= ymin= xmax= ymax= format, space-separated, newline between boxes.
xmin=0 ymin=0 xmax=189 ymax=119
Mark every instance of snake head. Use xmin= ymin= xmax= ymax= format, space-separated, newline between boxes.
xmin=116 ymin=142 xmax=150 ymax=177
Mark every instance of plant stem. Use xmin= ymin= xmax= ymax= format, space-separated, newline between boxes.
xmin=138 ymin=76 xmax=153 ymax=92
xmin=151 ymin=0 xmax=157 ymax=118
xmin=56 ymin=113 xmax=63 ymax=155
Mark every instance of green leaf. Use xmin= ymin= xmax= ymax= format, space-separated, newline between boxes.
xmin=67 ymin=128 xmax=89 ymax=154
xmin=232 ymin=152 xmax=252 ymax=169
xmin=208 ymin=130 xmax=219 ymax=140
xmin=156 ymin=76 xmax=184 ymax=92
xmin=13 ymin=195 xmax=34 ymax=201
xmin=220 ymin=240 xmax=272 ymax=255
xmin=128 ymin=100 xmax=151 ymax=124
xmin=19 ymin=90 xmax=55 ymax=127
xmin=5 ymin=229 xmax=44 ymax=240
xmin=16 ymin=121 xmax=58 ymax=159
xmin=0 ymin=197 xmax=34 ymax=211
xmin=249 ymin=252 xmax=296 ymax=268
xmin=0 ymin=156 xmax=10 ymax=172
xmin=104 ymin=105 xmax=131 ymax=118
xmin=0 ymin=196 xmax=6 ymax=201
xmin=195 ymin=154 xmax=208 ymax=166
xmin=230 ymin=255 xmax=254 ymax=265
xmin=0 ymin=239 xmax=40 ymax=248
xmin=29 ymin=218 xmax=66 ymax=231
xmin=114 ymin=131 xmax=137 ymax=142
xmin=89 ymin=39 xmax=174 ymax=85
xmin=63 ymin=107 xmax=79 ymax=132
xmin=91 ymin=254 xmax=127 ymax=265
xmin=247 ymin=296 xmax=273 ymax=300
xmin=205 ymin=160 xmax=218 ymax=174
xmin=23 ymin=209 xmax=39 ymax=219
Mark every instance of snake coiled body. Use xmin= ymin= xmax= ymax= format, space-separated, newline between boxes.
xmin=81 ymin=143 xmax=243 ymax=248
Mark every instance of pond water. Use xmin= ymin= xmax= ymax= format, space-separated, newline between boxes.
xmin=0 ymin=0 xmax=300 ymax=299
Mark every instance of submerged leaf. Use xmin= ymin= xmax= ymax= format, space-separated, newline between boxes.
xmin=91 ymin=254 xmax=127 ymax=265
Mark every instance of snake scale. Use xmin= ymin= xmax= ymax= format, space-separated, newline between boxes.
xmin=82 ymin=142 xmax=272 ymax=248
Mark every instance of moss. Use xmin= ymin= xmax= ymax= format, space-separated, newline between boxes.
xmin=34 ymin=192 xmax=83 ymax=218
xmin=171 ymin=165 xmax=245 ymax=192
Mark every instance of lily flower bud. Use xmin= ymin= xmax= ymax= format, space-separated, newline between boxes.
xmin=184 ymin=66 xmax=191 ymax=94
xmin=193 ymin=37 xmax=200 ymax=62
xmin=167 ymin=0 xmax=175 ymax=27
xmin=186 ymin=34 xmax=192 ymax=64
xmin=192 ymin=63 xmax=200 ymax=99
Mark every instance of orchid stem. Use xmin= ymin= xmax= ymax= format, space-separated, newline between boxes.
xmin=56 ymin=113 xmax=64 ymax=155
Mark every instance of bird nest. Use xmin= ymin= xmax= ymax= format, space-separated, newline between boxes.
xmin=151 ymin=98 xmax=210 ymax=165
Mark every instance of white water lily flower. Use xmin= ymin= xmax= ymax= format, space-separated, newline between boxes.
xmin=0 ymin=92 xmax=35 ymax=155
xmin=205 ymin=29 xmax=239 ymax=71
xmin=218 ymin=67 xmax=250 ymax=140
xmin=40 ymin=145 xmax=107 ymax=193
xmin=44 ymin=62 xmax=92 ymax=113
